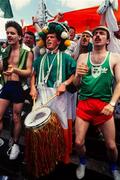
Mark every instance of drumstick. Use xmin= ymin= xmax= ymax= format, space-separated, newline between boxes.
xmin=25 ymin=94 xmax=57 ymax=125
xmin=32 ymin=98 xmax=36 ymax=111
xmin=33 ymin=94 xmax=57 ymax=112
xmin=44 ymin=94 xmax=57 ymax=106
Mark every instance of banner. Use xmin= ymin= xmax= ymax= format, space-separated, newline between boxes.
xmin=0 ymin=0 xmax=13 ymax=18
xmin=23 ymin=1 xmax=120 ymax=34
xmin=59 ymin=4 xmax=120 ymax=33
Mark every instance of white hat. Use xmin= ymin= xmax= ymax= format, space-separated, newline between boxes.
xmin=82 ymin=30 xmax=93 ymax=37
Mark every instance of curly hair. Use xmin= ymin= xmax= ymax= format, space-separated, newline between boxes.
xmin=5 ymin=21 xmax=23 ymax=43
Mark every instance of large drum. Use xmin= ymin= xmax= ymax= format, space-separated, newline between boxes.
xmin=24 ymin=106 xmax=65 ymax=177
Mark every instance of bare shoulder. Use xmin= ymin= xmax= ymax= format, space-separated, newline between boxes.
xmin=77 ymin=53 xmax=89 ymax=64
xmin=110 ymin=52 xmax=120 ymax=64
xmin=28 ymin=51 xmax=34 ymax=58
xmin=26 ymin=51 xmax=34 ymax=65
xmin=110 ymin=52 xmax=120 ymax=81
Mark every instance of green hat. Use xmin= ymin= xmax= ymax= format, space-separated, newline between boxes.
xmin=38 ymin=21 xmax=70 ymax=51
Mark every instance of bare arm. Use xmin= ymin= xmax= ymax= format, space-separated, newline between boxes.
xmin=73 ymin=53 xmax=88 ymax=86
xmin=110 ymin=54 xmax=120 ymax=104
xmin=54 ymin=12 xmax=64 ymax=22
xmin=32 ymin=16 xmax=42 ymax=33
xmin=34 ymin=23 xmax=42 ymax=33
xmin=30 ymin=71 xmax=38 ymax=100
xmin=105 ymin=7 xmax=119 ymax=32
xmin=101 ymin=53 xmax=120 ymax=115
xmin=56 ymin=74 xmax=75 ymax=96
xmin=4 ymin=51 xmax=33 ymax=77
xmin=99 ymin=6 xmax=119 ymax=32
xmin=110 ymin=82 xmax=120 ymax=106
xmin=32 ymin=13 xmax=63 ymax=33
xmin=100 ymin=14 xmax=106 ymax=26
xmin=0 ymin=61 xmax=3 ymax=72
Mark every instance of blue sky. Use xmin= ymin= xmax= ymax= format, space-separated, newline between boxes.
xmin=10 ymin=0 xmax=103 ymax=25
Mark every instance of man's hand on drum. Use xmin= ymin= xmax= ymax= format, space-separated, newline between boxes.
xmin=56 ymin=83 xmax=66 ymax=96
xmin=30 ymin=86 xmax=38 ymax=100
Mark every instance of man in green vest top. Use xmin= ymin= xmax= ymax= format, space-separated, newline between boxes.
xmin=73 ymin=26 xmax=120 ymax=180
xmin=0 ymin=21 xmax=33 ymax=160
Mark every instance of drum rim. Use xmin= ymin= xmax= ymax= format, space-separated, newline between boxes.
xmin=24 ymin=106 xmax=51 ymax=128
xmin=25 ymin=113 xmax=51 ymax=129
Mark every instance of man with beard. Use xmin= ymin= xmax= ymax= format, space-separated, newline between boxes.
xmin=73 ymin=26 xmax=120 ymax=180
xmin=73 ymin=30 xmax=93 ymax=60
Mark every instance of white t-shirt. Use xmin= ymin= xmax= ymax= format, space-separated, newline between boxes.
xmin=108 ymin=32 xmax=120 ymax=53
xmin=65 ymin=40 xmax=77 ymax=56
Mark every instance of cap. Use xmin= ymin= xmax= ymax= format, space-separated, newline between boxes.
xmin=82 ymin=30 xmax=93 ymax=37
xmin=92 ymin=26 xmax=110 ymax=39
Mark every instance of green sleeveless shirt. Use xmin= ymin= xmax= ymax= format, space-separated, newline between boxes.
xmin=79 ymin=52 xmax=114 ymax=102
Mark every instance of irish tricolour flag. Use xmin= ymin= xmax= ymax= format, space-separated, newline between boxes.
xmin=0 ymin=0 xmax=13 ymax=18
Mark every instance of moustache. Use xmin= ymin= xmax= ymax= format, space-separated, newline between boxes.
xmin=82 ymin=38 xmax=87 ymax=42
xmin=95 ymin=37 xmax=101 ymax=41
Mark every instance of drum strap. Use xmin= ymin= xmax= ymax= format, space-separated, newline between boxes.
xmin=44 ymin=53 xmax=57 ymax=84
xmin=37 ymin=51 xmax=63 ymax=103
xmin=38 ymin=51 xmax=63 ymax=87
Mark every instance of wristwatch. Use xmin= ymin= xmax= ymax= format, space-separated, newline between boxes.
xmin=109 ymin=101 xmax=116 ymax=107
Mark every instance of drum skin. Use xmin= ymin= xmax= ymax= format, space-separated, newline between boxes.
xmin=25 ymin=112 xmax=65 ymax=177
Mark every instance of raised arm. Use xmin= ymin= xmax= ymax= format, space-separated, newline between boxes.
xmin=54 ymin=12 xmax=64 ymax=22
xmin=105 ymin=7 xmax=119 ymax=32
xmin=32 ymin=16 xmax=42 ymax=33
